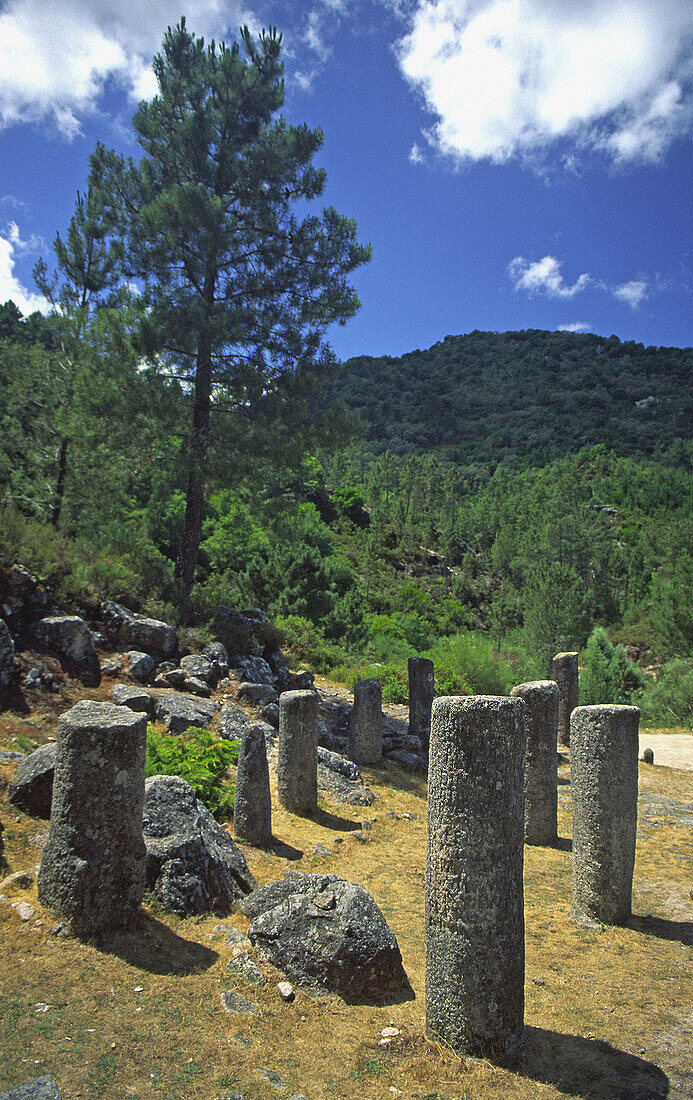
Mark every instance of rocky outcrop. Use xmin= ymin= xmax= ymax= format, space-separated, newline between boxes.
xmin=245 ymin=872 xmax=407 ymax=1000
xmin=142 ymin=774 xmax=256 ymax=915
xmin=34 ymin=615 xmax=100 ymax=686
xmin=218 ymin=700 xmax=274 ymax=743
xmin=102 ymin=601 xmax=177 ymax=662
xmin=0 ymin=564 xmax=51 ymax=643
xmin=153 ymin=691 xmax=218 ymax=733
xmin=7 ymin=743 xmax=57 ymax=818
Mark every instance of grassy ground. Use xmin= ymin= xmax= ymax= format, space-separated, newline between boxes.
xmin=1 ymin=684 xmax=692 ymax=1100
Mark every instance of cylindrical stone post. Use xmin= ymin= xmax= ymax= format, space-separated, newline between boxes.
xmin=37 ymin=700 xmax=147 ymax=936
xmin=552 ymin=652 xmax=578 ymax=747
xmin=347 ymin=678 xmax=383 ymax=765
xmin=510 ymin=679 xmax=559 ymax=846
xmin=234 ymin=724 xmax=272 ymax=847
xmin=277 ymin=690 xmax=319 ymax=816
xmin=570 ymin=704 xmax=640 ymax=926
xmin=426 ymin=695 xmax=525 ymax=1056
xmin=408 ymin=657 xmax=435 ymax=750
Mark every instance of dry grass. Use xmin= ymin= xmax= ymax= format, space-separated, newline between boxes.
xmin=1 ymin=694 xmax=692 ymax=1100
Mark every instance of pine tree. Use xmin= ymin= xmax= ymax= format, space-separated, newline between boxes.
xmin=90 ymin=20 xmax=370 ymax=599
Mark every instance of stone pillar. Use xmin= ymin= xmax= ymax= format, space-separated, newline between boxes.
xmin=234 ymin=724 xmax=272 ymax=847
xmin=277 ymin=690 xmax=318 ymax=816
xmin=408 ymin=657 xmax=434 ymax=751
xmin=570 ymin=704 xmax=640 ymax=926
xmin=347 ymin=678 xmax=383 ymax=765
xmin=37 ymin=700 xmax=147 ymax=936
xmin=510 ymin=679 xmax=559 ymax=846
xmin=426 ymin=695 xmax=525 ymax=1056
xmin=552 ymin=651 xmax=578 ymax=747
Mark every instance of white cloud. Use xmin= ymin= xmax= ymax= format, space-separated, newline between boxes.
xmin=612 ymin=278 xmax=649 ymax=309
xmin=0 ymin=222 xmax=50 ymax=315
xmin=508 ymin=255 xmax=590 ymax=298
xmin=0 ymin=1 xmax=256 ymax=137
xmin=395 ymin=0 xmax=693 ymax=166
xmin=558 ymin=322 xmax=592 ymax=333
xmin=409 ymin=142 xmax=425 ymax=163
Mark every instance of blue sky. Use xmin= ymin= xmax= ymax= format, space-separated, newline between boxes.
xmin=1 ymin=0 xmax=691 ymax=360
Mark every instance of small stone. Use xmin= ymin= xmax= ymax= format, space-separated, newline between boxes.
xmin=350 ymin=831 xmax=369 ymax=843
xmin=380 ymin=1026 xmax=400 ymax=1037
xmin=225 ymin=928 xmax=251 ymax=949
xmin=49 ymin=923 xmax=68 ymax=938
xmin=641 ymin=747 xmax=654 ymax=765
xmin=257 ymin=1067 xmax=286 ymax=1091
xmin=277 ymin=982 xmax=295 ymax=1002
xmin=221 ymin=991 xmax=259 ymax=1016
xmin=0 ymin=870 xmax=34 ymax=890
xmin=227 ymin=951 xmax=266 ymax=987
xmin=311 ymin=843 xmax=331 ymax=858
xmin=233 ymin=1033 xmax=252 ymax=1049
xmin=34 ymin=1004 xmax=50 ymax=1014
xmin=378 ymin=1038 xmax=392 ymax=1046
xmin=14 ymin=901 xmax=35 ymax=921
xmin=134 ymin=986 xmax=144 ymax=993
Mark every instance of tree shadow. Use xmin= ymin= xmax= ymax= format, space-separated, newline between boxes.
xmin=269 ymin=837 xmax=304 ymax=860
xmin=96 ymin=910 xmax=219 ymax=975
xmin=338 ymin=977 xmax=417 ymax=1007
xmin=628 ymin=913 xmax=693 ymax=947
xmin=519 ymin=1025 xmax=669 ymax=1098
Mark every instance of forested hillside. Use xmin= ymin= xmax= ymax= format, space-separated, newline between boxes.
xmin=331 ymin=330 xmax=692 ymax=467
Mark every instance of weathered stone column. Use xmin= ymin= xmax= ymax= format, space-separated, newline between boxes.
xmin=277 ymin=690 xmax=318 ymax=816
xmin=570 ymin=704 xmax=640 ymax=926
xmin=426 ymin=695 xmax=525 ymax=1056
xmin=347 ymin=678 xmax=382 ymax=765
xmin=234 ymin=724 xmax=272 ymax=847
xmin=552 ymin=651 xmax=579 ymax=747
xmin=510 ymin=679 xmax=559 ymax=846
xmin=408 ymin=657 xmax=435 ymax=750
xmin=37 ymin=700 xmax=147 ymax=936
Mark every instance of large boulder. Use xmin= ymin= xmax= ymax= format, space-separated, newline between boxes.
xmin=179 ymin=653 xmax=216 ymax=686
xmin=153 ymin=691 xmax=218 ymax=733
xmin=246 ymin=872 xmax=407 ymax=1000
xmin=102 ymin=601 xmax=177 ymax=662
xmin=111 ymin=683 xmax=155 ymax=717
xmin=317 ymin=747 xmax=376 ymax=806
xmin=142 ymin=775 xmax=256 ymax=915
xmin=218 ymin=701 xmax=274 ymax=744
xmin=34 ymin=615 xmax=100 ymax=686
xmin=236 ymin=682 xmax=279 ymax=708
xmin=7 ymin=743 xmax=57 ymax=818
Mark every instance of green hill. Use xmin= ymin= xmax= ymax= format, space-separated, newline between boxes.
xmin=332 ymin=329 xmax=692 ymax=467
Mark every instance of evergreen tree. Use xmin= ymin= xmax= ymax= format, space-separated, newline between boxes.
xmin=91 ymin=20 xmax=370 ymax=599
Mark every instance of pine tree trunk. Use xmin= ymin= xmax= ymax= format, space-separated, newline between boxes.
xmin=51 ymin=436 xmax=69 ymax=528
xmin=175 ymin=338 xmax=212 ymax=596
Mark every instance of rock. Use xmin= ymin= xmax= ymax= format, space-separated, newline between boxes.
xmin=182 ymin=676 xmax=212 ymax=698
xmin=247 ymin=874 xmax=408 ymax=999
xmin=111 ymin=683 xmax=155 ymax=717
xmin=13 ymin=901 xmax=36 ymax=921
xmin=0 ymin=617 xmax=19 ymax=693
xmin=226 ymin=950 xmax=266 ymax=987
xmin=237 ymin=682 xmax=279 ymax=708
xmin=0 ymin=749 xmax=27 ymax=763
xmin=261 ymin=703 xmax=280 ymax=728
xmin=0 ymin=565 xmax=51 ymax=640
xmin=233 ymin=656 xmax=275 ymax=685
xmin=311 ymin=844 xmax=331 ymax=858
xmin=386 ymin=749 xmax=426 ymax=772
xmin=220 ymin=991 xmax=259 ymax=1016
xmin=153 ymin=691 xmax=218 ymax=733
xmin=102 ymin=601 xmax=177 ymax=662
xmin=224 ymin=928 xmax=251 ymax=949
xmin=0 ymin=1076 xmax=62 ymax=1099
xmin=242 ymin=873 xmax=339 ymax=920
xmin=153 ymin=668 xmax=187 ymax=689
xmin=100 ymin=658 xmax=123 ymax=676
xmin=277 ymin=981 xmax=295 ymax=1002
xmin=125 ymin=651 xmax=156 ymax=683
xmin=180 ymin=653 xmax=216 ymax=686
xmin=142 ymin=775 xmax=256 ymax=915
xmin=286 ymin=670 xmax=314 ymax=691
xmin=218 ymin=701 xmax=273 ymax=743
xmin=267 ymin=650 xmax=291 ymax=688
xmin=202 ymin=641 xmax=229 ymax=682
xmin=641 ymin=747 xmax=655 ymax=765
xmin=34 ymin=615 xmax=100 ymax=686
xmin=7 ymin=743 xmax=57 ymax=818
xmin=0 ymin=870 xmax=34 ymax=890
xmin=315 ymin=749 xmax=375 ymax=807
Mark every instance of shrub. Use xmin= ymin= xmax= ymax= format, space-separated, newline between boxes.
xmin=426 ymin=631 xmax=537 ymax=697
xmin=579 ymin=627 xmax=645 ymax=706
xmin=639 ymin=659 xmax=693 ymax=728
xmin=274 ymin=615 xmax=347 ymax=672
xmin=331 ymin=659 xmax=410 ymax=704
xmin=145 ymin=725 xmax=239 ymax=821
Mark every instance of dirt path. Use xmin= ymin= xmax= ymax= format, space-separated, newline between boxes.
xmin=639 ymin=732 xmax=693 ymax=771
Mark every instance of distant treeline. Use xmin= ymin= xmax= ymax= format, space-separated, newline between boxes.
xmin=330 ymin=329 xmax=693 ymax=468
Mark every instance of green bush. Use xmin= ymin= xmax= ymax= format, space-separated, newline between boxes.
xmin=426 ymin=631 xmax=538 ymax=697
xmin=145 ymin=725 xmax=239 ymax=821
xmin=639 ymin=659 xmax=693 ymax=728
xmin=579 ymin=627 xmax=645 ymax=706
xmin=274 ymin=614 xmax=347 ymax=672
xmin=331 ymin=659 xmax=410 ymax=704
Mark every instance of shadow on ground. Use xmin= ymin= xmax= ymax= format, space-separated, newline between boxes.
xmin=629 ymin=913 xmax=693 ymax=947
xmin=269 ymin=836 xmax=303 ymax=860
xmin=313 ymin=807 xmax=362 ymax=831
xmin=97 ymin=910 xmax=219 ymax=975
xmin=520 ymin=1026 xmax=669 ymax=1098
